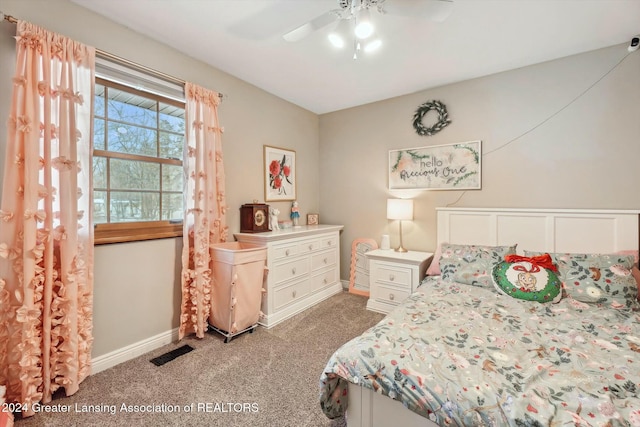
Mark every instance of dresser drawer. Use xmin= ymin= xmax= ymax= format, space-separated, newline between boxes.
xmin=272 ymin=242 xmax=299 ymax=260
xmin=373 ymin=263 xmax=412 ymax=286
xmin=311 ymin=249 xmax=336 ymax=271
xmin=321 ymin=235 xmax=338 ymax=249
xmin=272 ymin=257 xmax=309 ymax=283
xmin=374 ymin=282 xmax=411 ymax=305
xmin=298 ymin=237 xmax=323 ymax=255
xmin=310 ymin=267 xmax=337 ymax=291
xmin=274 ymin=280 xmax=310 ymax=310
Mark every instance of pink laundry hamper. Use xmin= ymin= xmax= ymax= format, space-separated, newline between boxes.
xmin=209 ymin=242 xmax=267 ymax=343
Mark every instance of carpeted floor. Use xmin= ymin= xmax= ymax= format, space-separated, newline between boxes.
xmin=14 ymin=291 xmax=384 ymax=427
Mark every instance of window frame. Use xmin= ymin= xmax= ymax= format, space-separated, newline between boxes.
xmin=93 ymin=77 xmax=185 ymax=245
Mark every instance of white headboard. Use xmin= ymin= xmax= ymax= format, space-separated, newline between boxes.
xmin=437 ymin=208 xmax=640 ymax=254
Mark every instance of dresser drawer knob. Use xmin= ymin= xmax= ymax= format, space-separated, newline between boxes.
xmin=323 ymin=257 xmax=328 ymax=264
xmin=292 ymin=290 xmax=297 ymax=298
xmin=323 ymin=278 xmax=328 ymax=284
xmin=285 ymin=249 xmax=290 ymax=256
xmin=389 ymin=274 xmax=395 ymax=281
xmin=309 ymin=244 xmax=313 ymax=250
xmin=389 ymin=293 xmax=395 ymax=301
xmin=327 ymin=240 xmax=332 ymax=246
xmin=292 ymin=268 xmax=297 ymax=275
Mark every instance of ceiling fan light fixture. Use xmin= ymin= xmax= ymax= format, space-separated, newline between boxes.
xmin=328 ymin=33 xmax=345 ymax=48
xmin=354 ymin=8 xmax=374 ymax=39
xmin=364 ymin=38 xmax=382 ymax=52
xmin=328 ymin=18 xmax=351 ymax=49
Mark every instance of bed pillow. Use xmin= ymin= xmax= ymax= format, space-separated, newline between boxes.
xmin=425 ymin=243 xmax=443 ymax=276
xmin=524 ymin=250 xmax=639 ymax=309
xmin=491 ymin=254 xmax=562 ymax=303
xmin=440 ymin=243 xmax=517 ymax=288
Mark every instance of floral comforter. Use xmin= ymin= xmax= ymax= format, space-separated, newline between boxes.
xmin=320 ymin=277 xmax=640 ymax=426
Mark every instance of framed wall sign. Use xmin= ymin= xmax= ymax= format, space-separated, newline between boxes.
xmin=264 ymin=145 xmax=296 ymax=201
xmin=388 ymin=140 xmax=481 ymax=190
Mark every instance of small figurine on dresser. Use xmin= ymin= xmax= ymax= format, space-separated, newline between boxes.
xmin=290 ymin=201 xmax=300 ymax=226
xmin=270 ymin=207 xmax=280 ymax=231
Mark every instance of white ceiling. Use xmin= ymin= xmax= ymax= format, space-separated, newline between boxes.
xmin=71 ymin=0 xmax=640 ymax=114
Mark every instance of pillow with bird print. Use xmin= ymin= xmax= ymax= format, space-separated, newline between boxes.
xmin=524 ymin=251 xmax=639 ymax=309
xmin=439 ymin=243 xmax=517 ymax=289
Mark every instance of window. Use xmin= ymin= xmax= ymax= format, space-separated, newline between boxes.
xmin=93 ymin=77 xmax=185 ymax=244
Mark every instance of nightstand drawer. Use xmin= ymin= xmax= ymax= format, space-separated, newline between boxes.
xmin=273 ymin=280 xmax=310 ymax=310
xmin=373 ymin=263 xmax=412 ymax=286
xmin=272 ymin=258 xmax=309 ymax=283
xmin=311 ymin=249 xmax=336 ymax=271
xmin=374 ymin=282 xmax=411 ymax=305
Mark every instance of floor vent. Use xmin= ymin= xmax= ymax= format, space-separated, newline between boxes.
xmin=150 ymin=344 xmax=194 ymax=366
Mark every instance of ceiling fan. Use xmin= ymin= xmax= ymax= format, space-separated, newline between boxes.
xmin=282 ymin=0 xmax=454 ymax=53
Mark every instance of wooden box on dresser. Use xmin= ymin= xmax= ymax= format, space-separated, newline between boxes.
xmin=365 ymin=249 xmax=433 ymax=315
xmin=234 ymin=225 xmax=344 ymax=328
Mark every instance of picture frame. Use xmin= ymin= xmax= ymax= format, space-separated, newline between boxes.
xmin=307 ymin=213 xmax=319 ymax=225
xmin=264 ymin=145 xmax=296 ymax=201
xmin=388 ymin=140 xmax=482 ymax=190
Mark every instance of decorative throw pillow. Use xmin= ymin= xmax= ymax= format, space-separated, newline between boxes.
xmin=492 ymin=254 xmax=562 ymax=303
xmin=524 ymin=251 xmax=639 ymax=309
xmin=425 ymin=243 xmax=443 ymax=276
xmin=440 ymin=243 xmax=517 ymax=288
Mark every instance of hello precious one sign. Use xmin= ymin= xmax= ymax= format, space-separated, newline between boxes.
xmin=388 ymin=140 xmax=481 ymax=190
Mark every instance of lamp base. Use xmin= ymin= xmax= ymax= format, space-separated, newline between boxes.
xmin=394 ymin=246 xmax=408 ymax=253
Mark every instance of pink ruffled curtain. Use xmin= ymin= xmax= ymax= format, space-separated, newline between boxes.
xmin=179 ymin=83 xmax=228 ymax=339
xmin=0 ymin=21 xmax=94 ymax=417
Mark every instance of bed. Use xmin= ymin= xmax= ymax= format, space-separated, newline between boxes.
xmin=320 ymin=208 xmax=640 ymax=427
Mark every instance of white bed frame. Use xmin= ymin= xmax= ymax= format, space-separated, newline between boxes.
xmin=346 ymin=207 xmax=640 ymax=427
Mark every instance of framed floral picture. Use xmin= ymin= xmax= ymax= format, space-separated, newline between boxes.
xmin=307 ymin=213 xmax=319 ymax=225
xmin=264 ymin=145 xmax=296 ymax=201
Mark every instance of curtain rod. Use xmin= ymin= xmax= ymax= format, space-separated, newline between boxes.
xmin=1 ymin=12 xmax=224 ymax=100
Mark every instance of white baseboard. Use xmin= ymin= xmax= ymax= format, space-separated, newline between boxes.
xmin=91 ymin=328 xmax=179 ymax=374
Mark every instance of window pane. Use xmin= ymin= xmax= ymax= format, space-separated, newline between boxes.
xmin=162 ymin=164 xmax=183 ymax=192
xmin=159 ymin=103 xmax=184 ymax=133
xmin=107 ymin=122 xmax=157 ymax=157
xmin=93 ymin=157 xmax=107 ymax=189
xmin=162 ymin=193 xmax=183 ymax=221
xmin=107 ymin=87 xmax=157 ymax=128
xmin=94 ymin=118 xmax=105 ymax=150
xmin=110 ymin=159 xmax=159 ymax=191
xmin=95 ymin=84 xmax=105 ymax=117
xmin=159 ymin=132 xmax=184 ymax=160
xmin=94 ymin=190 xmax=107 ymax=224
xmin=110 ymin=191 xmax=159 ymax=222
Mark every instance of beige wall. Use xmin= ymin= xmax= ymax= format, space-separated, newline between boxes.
xmin=319 ymin=45 xmax=640 ymax=279
xmin=0 ymin=0 xmax=319 ymax=358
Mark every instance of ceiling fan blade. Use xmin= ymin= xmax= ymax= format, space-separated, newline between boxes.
xmin=384 ymin=0 xmax=454 ymax=22
xmin=283 ymin=11 xmax=338 ymax=42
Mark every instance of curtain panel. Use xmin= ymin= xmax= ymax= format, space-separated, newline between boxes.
xmin=179 ymin=83 xmax=228 ymax=339
xmin=0 ymin=21 xmax=94 ymax=417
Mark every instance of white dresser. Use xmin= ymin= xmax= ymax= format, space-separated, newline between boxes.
xmin=365 ymin=249 xmax=433 ymax=314
xmin=234 ymin=225 xmax=344 ymax=328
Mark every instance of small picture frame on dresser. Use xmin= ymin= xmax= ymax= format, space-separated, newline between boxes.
xmin=307 ymin=213 xmax=319 ymax=225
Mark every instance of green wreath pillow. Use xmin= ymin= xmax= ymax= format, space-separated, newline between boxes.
xmin=492 ymin=254 xmax=562 ymax=303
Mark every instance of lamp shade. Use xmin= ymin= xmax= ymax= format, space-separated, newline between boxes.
xmin=387 ymin=199 xmax=413 ymax=220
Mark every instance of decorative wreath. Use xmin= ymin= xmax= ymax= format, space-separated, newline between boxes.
xmin=412 ymin=100 xmax=451 ymax=136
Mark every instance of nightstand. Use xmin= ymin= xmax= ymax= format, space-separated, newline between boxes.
xmin=365 ymin=249 xmax=433 ymax=314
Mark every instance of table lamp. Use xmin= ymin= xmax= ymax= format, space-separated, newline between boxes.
xmin=387 ymin=199 xmax=413 ymax=252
